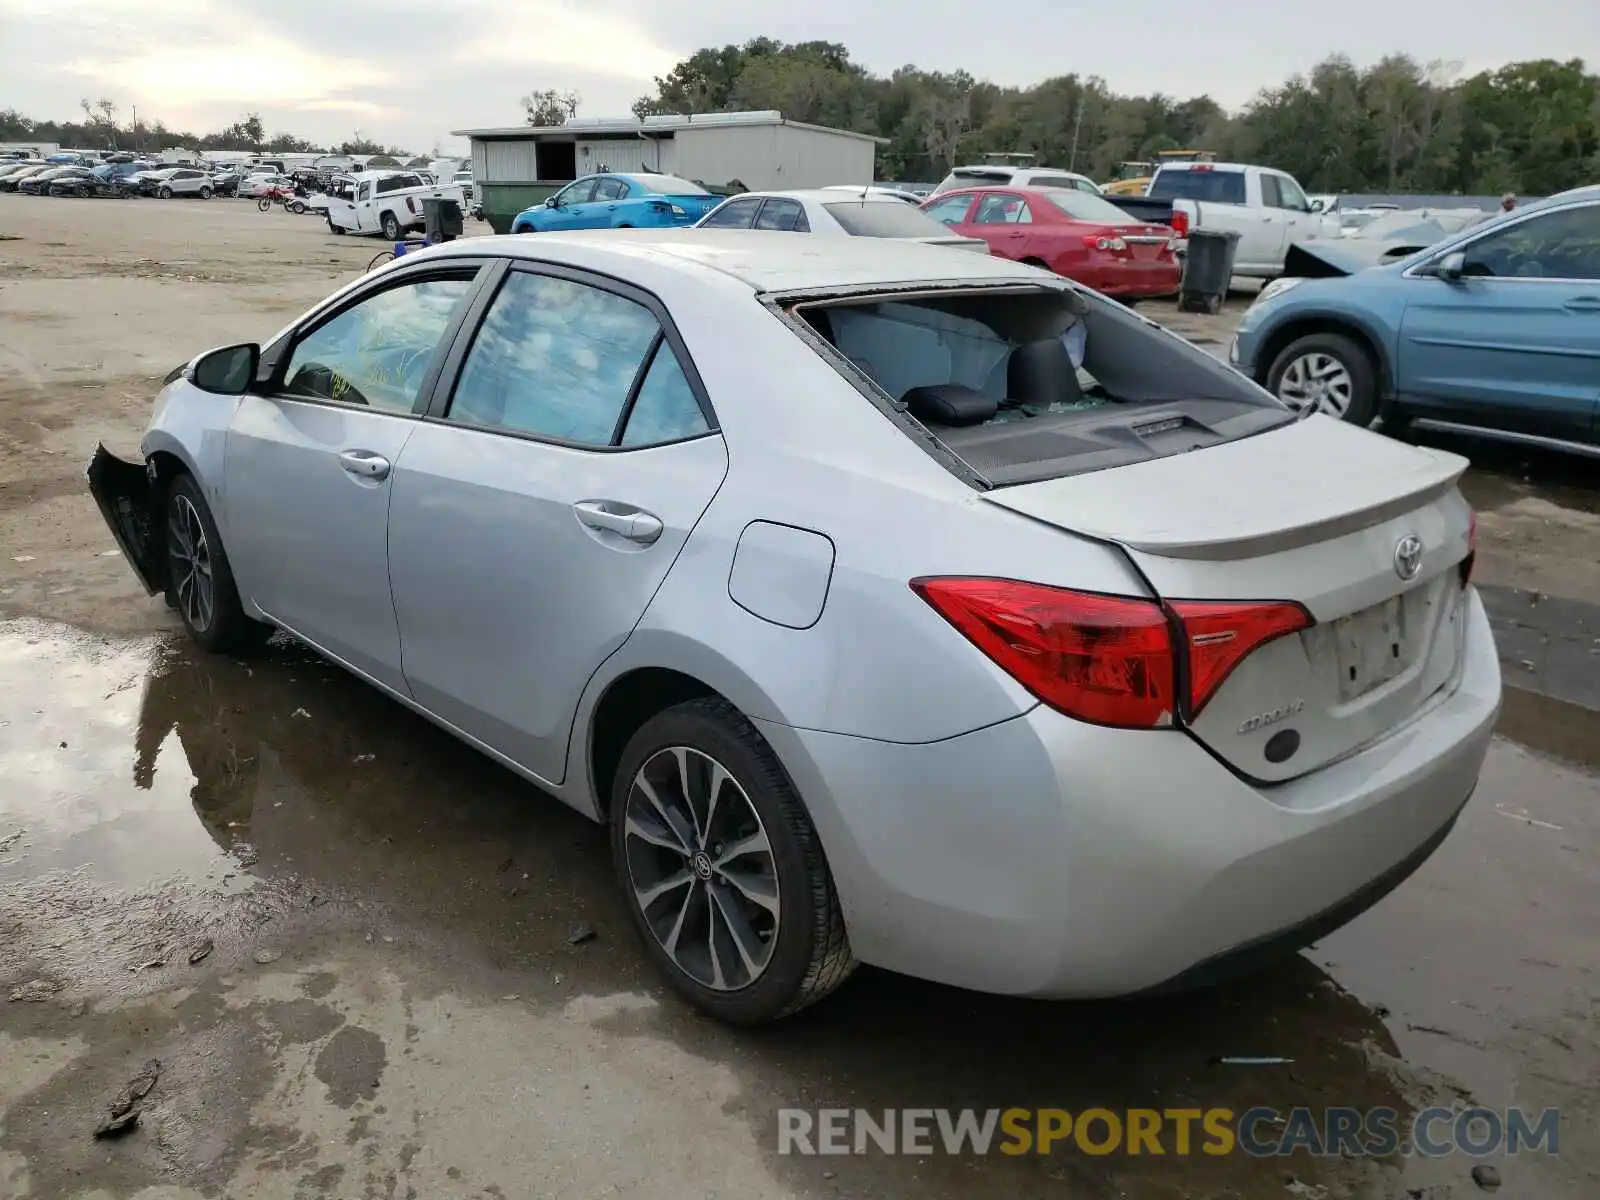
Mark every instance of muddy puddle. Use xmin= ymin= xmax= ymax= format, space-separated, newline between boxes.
xmin=2 ymin=620 xmax=1596 ymax=1198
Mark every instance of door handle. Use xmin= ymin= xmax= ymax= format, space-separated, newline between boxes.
xmin=573 ymin=500 xmax=663 ymax=545
xmin=1563 ymin=296 xmax=1600 ymax=311
xmin=338 ymin=449 xmax=391 ymax=481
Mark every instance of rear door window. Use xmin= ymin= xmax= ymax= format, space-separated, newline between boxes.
xmin=973 ymin=193 xmax=1031 ymax=225
xmin=700 ymin=198 xmax=762 ymax=229
xmin=754 ymin=198 xmax=806 ymax=231
xmin=593 ymin=177 xmax=627 ymax=201
xmin=445 ymin=270 xmax=710 ymax=447
xmin=1148 ymin=169 xmax=1247 ymax=205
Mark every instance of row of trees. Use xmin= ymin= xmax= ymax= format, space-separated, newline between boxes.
xmin=626 ymin=40 xmax=1600 ymax=193
xmin=0 ymin=100 xmax=414 ymax=159
xmin=10 ymin=46 xmax=1597 ymax=194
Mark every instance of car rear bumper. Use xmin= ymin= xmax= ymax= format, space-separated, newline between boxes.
xmin=756 ymin=586 xmax=1500 ymax=997
xmin=1081 ymin=261 xmax=1182 ymax=298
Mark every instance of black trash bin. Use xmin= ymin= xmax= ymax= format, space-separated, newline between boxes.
xmin=1178 ymin=228 xmax=1240 ymax=315
xmin=423 ymin=196 xmax=464 ymax=243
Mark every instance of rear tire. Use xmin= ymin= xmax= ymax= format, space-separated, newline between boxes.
xmin=199 ymin=185 xmax=213 ymax=199
xmin=1266 ymin=332 xmax=1377 ymax=425
xmin=162 ymin=473 xmax=273 ymax=655
xmin=609 ymin=698 xmax=855 ymax=1025
xmin=380 ymin=212 xmax=401 ymax=241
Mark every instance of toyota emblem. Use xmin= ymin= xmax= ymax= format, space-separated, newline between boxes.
xmin=1393 ymin=535 xmax=1424 ymax=581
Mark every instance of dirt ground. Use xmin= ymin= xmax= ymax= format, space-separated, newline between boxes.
xmin=1 ymin=197 xmax=1597 ymax=1200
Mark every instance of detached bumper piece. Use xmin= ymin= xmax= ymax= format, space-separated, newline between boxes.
xmin=86 ymin=444 xmax=164 ymax=595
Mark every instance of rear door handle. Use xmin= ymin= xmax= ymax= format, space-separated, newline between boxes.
xmin=338 ymin=449 xmax=391 ymax=481
xmin=1563 ymin=296 xmax=1600 ymax=311
xmin=573 ymin=500 xmax=663 ymax=545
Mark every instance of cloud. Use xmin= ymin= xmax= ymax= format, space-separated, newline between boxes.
xmin=4 ymin=0 xmax=1597 ymax=154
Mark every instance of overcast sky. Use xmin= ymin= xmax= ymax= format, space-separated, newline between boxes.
xmin=3 ymin=0 xmax=1595 ymax=155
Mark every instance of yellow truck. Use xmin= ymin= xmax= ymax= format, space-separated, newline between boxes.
xmin=1102 ymin=150 xmax=1216 ymax=196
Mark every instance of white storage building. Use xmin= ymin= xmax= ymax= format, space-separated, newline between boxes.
xmin=453 ymin=110 xmax=884 ymax=233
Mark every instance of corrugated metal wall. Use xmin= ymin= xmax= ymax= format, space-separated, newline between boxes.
xmin=670 ymin=125 xmax=875 ymax=188
xmin=479 ymin=140 xmax=539 ymax=184
xmin=575 ymin=138 xmax=666 ymax=174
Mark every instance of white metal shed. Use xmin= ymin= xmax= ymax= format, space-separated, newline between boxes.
xmin=453 ymin=111 xmax=885 ymax=233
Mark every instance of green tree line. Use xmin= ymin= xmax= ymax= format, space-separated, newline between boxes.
xmin=0 ymin=101 xmax=412 ymax=159
xmin=633 ymin=40 xmax=1599 ymax=193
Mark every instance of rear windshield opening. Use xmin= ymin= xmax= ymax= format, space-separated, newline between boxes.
xmin=1147 ymin=169 xmax=1246 ymax=205
xmin=791 ymin=287 xmax=1291 ymax=486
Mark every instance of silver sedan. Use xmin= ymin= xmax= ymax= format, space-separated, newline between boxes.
xmin=89 ymin=230 xmax=1500 ymax=1024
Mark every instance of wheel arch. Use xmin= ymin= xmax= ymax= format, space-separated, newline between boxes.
xmin=570 ymin=635 xmax=795 ymax=823
xmin=1254 ymin=313 xmax=1395 ymax=405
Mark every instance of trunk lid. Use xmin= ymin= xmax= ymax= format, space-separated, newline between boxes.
xmin=981 ymin=415 xmax=1475 ymax=780
xmin=1117 ymin=225 xmax=1174 ymax=261
xmin=909 ymin=234 xmax=992 ymax=254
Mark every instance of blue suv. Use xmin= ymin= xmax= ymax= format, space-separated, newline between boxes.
xmin=1232 ymin=186 xmax=1600 ymax=453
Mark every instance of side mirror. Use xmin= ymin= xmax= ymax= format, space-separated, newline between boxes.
xmin=1309 ymin=199 xmax=1325 ymax=214
xmin=187 ymin=343 xmax=260 ymax=395
xmin=545 ymin=195 xmax=559 ymax=208
xmin=1432 ymin=251 xmax=1467 ymax=282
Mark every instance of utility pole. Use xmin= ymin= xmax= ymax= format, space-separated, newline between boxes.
xmin=1068 ymin=85 xmax=1087 ymax=172
xmin=132 ymin=105 xmax=139 ymax=152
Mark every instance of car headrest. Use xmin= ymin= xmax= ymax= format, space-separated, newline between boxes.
xmin=1007 ymin=338 xmax=1082 ymax=407
xmin=902 ymin=383 xmax=998 ymax=427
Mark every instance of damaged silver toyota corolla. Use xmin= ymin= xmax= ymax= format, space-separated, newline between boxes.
xmin=89 ymin=230 xmax=1502 ymax=1025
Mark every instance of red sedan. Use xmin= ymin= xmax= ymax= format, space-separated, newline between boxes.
xmin=921 ymin=186 xmax=1181 ymax=299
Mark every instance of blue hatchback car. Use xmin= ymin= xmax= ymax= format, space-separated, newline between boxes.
xmin=1232 ymin=186 xmax=1600 ymax=453
xmin=510 ymin=172 xmax=722 ymax=234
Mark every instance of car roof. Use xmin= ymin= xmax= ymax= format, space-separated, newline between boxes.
xmin=714 ymin=189 xmax=907 ymax=205
xmin=423 ymin=228 xmax=1052 ymax=294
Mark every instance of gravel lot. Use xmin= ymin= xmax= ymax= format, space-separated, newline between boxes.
xmin=1 ymin=196 xmax=1596 ymax=1200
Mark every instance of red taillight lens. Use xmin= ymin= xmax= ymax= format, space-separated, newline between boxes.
xmin=911 ymin=578 xmax=1177 ymax=729
xmin=1460 ymin=509 xmax=1477 ymax=585
xmin=913 ymin=578 xmax=1314 ymax=728
xmin=1166 ymin=600 xmax=1313 ymax=717
xmin=1169 ymin=210 xmax=1190 ymax=238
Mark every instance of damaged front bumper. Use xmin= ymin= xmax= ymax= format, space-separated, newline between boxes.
xmin=86 ymin=444 xmax=165 ymax=595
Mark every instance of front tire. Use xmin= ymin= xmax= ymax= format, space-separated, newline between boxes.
xmin=288 ymin=200 xmax=306 ymax=214
xmin=380 ymin=212 xmax=401 ymax=241
xmin=163 ymin=473 xmax=273 ymax=655
xmin=1266 ymin=332 xmax=1377 ymax=425
xmin=610 ymin=698 xmax=855 ymax=1025
xmin=158 ymin=186 xmax=173 ymax=199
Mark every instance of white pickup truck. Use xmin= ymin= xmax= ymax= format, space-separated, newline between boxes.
xmin=1146 ymin=162 xmax=1339 ymax=277
xmin=325 ymin=170 xmax=467 ymax=239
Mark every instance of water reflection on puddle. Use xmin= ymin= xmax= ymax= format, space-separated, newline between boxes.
xmin=0 ymin=627 xmax=240 ymax=888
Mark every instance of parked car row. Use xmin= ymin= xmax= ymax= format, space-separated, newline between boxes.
xmin=0 ymin=159 xmax=239 ymax=199
xmin=505 ymin=173 xmax=1185 ymax=301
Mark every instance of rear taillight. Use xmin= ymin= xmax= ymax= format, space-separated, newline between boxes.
xmin=1166 ymin=600 xmax=1313 ymax=716
xmin=1169 ymin=210 xmax=1190 ymax=238
xmin=1460 ymin=509 xmax=1477 ymax=585
xmin=912 ymin=578 xmax=1312 ymax=729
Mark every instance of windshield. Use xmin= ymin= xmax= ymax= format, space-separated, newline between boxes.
xmin=1148 ymin=169 xmax=1246 ymax=205
xmin=633 ymin=174 xmax=707 ymax=195
xmin=823 ymin=201 xmax=954 ymax=238
xmin=1042 ymin=190 xmax=1141 ymax=224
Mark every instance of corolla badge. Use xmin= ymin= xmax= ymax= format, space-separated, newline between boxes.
xmin=1393 ymin=535 xmax=1425 ymax=581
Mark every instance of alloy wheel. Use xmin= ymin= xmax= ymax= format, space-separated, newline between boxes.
xmin=622 ymin=746 xmax=780 ymax=991
xmin=167 ymin=494 xmax=215 ymax=632
xmin=1276 ymin=351 xmax=1354 ymax=417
